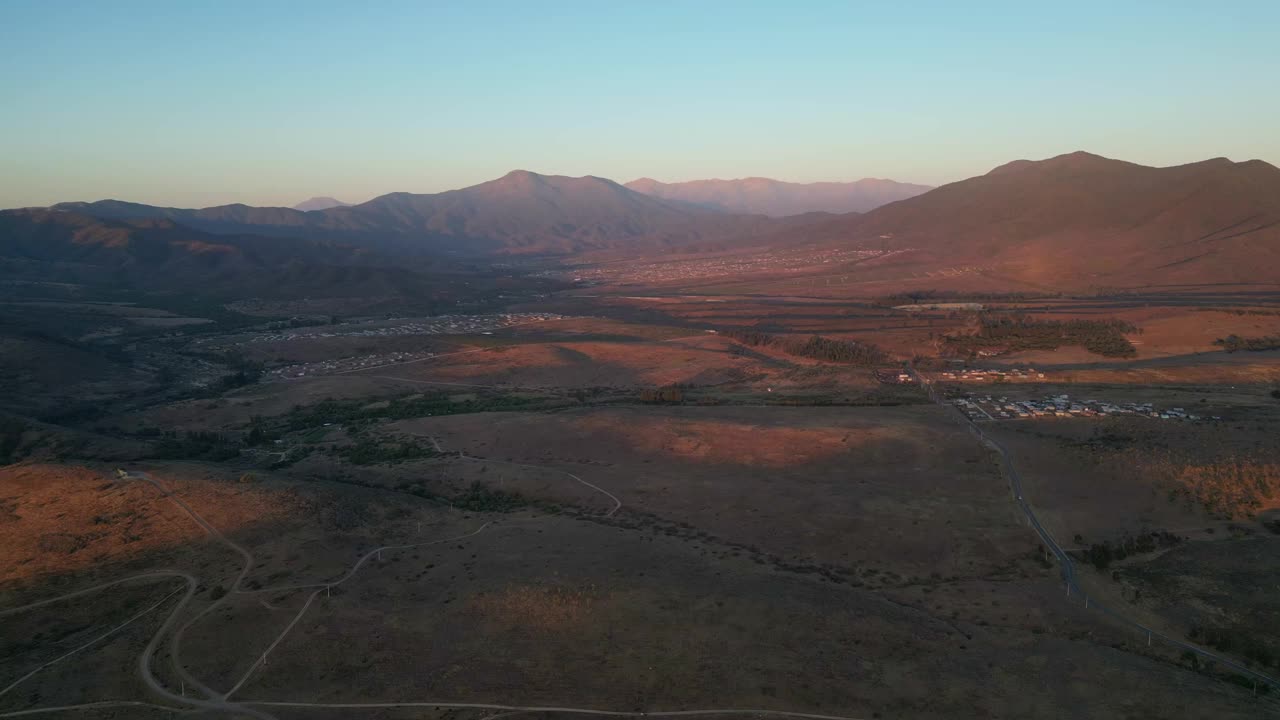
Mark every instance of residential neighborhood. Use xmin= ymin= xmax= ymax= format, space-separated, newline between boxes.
xmin=952 ymin=392 xmax=1212 ymax=423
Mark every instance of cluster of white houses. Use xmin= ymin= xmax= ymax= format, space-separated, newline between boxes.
xmin=954 ymin=393 xmax=1211 ymax=422
xmin=938 ymin=367 xmax=1047 ymax=382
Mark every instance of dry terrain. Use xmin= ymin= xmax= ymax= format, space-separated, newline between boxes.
xmin=3 ymin=277 xmax=1280 ymax=720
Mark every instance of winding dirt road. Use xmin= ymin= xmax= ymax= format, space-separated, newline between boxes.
xmin=0 ymin=463 xmax=869 ymax=720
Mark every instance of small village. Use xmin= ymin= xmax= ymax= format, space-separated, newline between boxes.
xmin=264 ymin=351 xmax=437 ymax=381
xmin=952 ymin=393 xmax=1213 ymax=423
xmin=937 ymin=367 xmax=1047 ymax=382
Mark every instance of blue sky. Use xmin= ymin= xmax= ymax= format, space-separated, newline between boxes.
xmin=2 ymin=1 xmax=1277 ymax=208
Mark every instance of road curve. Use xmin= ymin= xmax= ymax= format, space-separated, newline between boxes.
xmin=126 ymin=472 xmax=258 ymax=704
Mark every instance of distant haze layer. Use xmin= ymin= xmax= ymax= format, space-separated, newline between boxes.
xmin=625 ymin=177 xmax=932 ymax=216
xmin=294 ymin=197 xmax=352 ymax=212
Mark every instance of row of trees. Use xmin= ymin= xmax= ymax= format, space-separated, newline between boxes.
xmin=334 ymin=436 xmax=435 ymax=465
xmin=945 ymin=314 xmax=1139 ymax=358
xmin=284 ymin=392 xmax=546 ymax=432
xmin=1081 ymin=530 xmax=1182 ymax=570
xmin=1214 ymin=334 xmax=1280 ymax=352
xmin=1188 ymin=623 xmax=1277 ymax=668
xmin=876 ymin=290 xmax=1054 ymax=306
xmin=152 ymin=430 xmax=242 ymax=461
xmin=639 ymin=388 xmax=685 ymax=403
xmin=727 ymin=330 xmax=888 ymax=365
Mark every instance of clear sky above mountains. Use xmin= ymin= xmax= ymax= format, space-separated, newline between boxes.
xmin=2 ymin=0 xmax=1277 ymax=208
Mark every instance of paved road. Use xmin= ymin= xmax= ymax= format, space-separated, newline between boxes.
xmin=908 ymin=367 xmax=1280 ymax=692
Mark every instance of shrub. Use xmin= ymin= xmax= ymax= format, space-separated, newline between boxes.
xmin=452 ymin=481 xmax=526 ymax=512
xmin=0 ymin=417 xmax=28 ymax=464
xmin=335 ymin=438 xmax=434 ymax=465
xmin=1214 ymin=334 xmax=1280 ymax=353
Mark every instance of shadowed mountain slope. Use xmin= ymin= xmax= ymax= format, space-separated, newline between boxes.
xmin=773 ymin=152 xmax=1280 ymax=287
xmin=54 ymin=171 xmax=784 ymax=256
xmin=0 ymin=208 xmax=429 ymax=298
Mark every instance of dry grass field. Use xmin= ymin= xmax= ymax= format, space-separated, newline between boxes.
xmin=4 ymin=285 xmax=1280 ymax=719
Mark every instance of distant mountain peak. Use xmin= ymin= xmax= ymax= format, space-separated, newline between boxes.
xmin=986 ymin=150 xmax=1135 ymax=176
xmin=497 ymin=169 xmax=540 ymax=181
xmin=294 ymin=196 xmax=351 ymax=212
xmin=490 ymin=169 xmax=554 ymax=188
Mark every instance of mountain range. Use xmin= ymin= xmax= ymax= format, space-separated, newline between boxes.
xmin=9 ymin=153 xmax=1280 ymax=292
xmin=624 ymin=176 xmax=931 ymax=216
xmin=51 ymin=171 xmax=788 ymax=256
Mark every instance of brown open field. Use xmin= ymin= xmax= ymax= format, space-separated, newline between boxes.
xmin=387 ymin=405 xmax=1027 ymax=579
xmin=0 ymin=464 xmax=294 ymax=586
xmin=5 ymin=448 xmax=1254 ymax=717
xmin=3 ymin=441 xmax=1268 ymax=719
xmin=366 ymin=334 xmax=879 ymax=393
xmin=5 ymin=286 xmax=1280 ymax=719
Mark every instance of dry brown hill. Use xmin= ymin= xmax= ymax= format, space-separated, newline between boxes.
xmin=782 ymin=151 xmax=1280 ymax=288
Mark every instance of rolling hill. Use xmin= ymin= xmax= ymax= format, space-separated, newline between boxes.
xmin=774 ymin=151 xmax=1280 ymax=288
xmin=0 ymin=208 xmax=430 ymax=298
xmin=625 ymin=176 xmax=932 ymax=216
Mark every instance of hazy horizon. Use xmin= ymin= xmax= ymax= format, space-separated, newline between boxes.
xmin=3 ymin=1 xmax=1278 ymax=208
